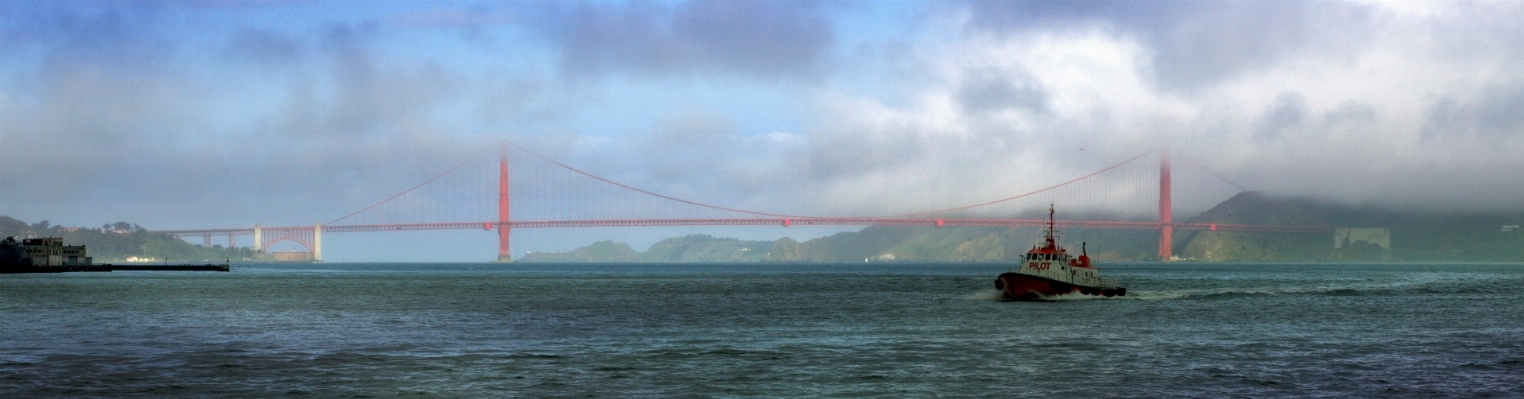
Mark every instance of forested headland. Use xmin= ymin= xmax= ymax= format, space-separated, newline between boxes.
xmin=522 ymin=193 xmax=1524 ymax=263
xmin=0 ymin=216 xmax=266 ymax=262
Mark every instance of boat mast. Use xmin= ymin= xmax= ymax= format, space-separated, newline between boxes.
xmin=1045 ymin=203 xmax=1056 ymax=249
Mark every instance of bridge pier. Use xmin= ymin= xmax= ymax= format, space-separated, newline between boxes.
xmin=253 ymin=224 xmax=262 ymax=251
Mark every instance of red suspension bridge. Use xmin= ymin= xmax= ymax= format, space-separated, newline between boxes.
xmin=155 ymin=144 xmax=1330 ymax=262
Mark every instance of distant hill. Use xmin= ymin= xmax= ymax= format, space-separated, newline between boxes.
xmin=519 ymin=192 xmax=1524 ymax=263
xmin=522 ymin=226 xmax=1162 ymax=263
xmin=1176 ymin=192 xmax=1524 ymax=262
xmin=763 ymin=225 xmax=1158 ymax=262
xmin=0 ymin=216 xmax=266 ymax=262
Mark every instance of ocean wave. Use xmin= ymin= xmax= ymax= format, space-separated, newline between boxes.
xmin=964 ymin=290 xmax=1006 ymax=301
xmin=968 ymin=276 xmax=1522 ymax=302
xmin=1121 ymin=275 xmax=1524 ymax=300
xmin=963 ymin=289 xmax=1111 ymax=301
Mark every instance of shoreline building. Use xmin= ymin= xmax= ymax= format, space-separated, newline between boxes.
xmin=19 ymin=238 xmax=93 ymax=266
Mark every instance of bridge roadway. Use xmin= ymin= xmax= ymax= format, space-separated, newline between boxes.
xmin=155 ymin=218 xmax=1333 ymax=237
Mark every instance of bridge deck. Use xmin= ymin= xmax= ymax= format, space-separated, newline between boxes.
xmin=154 ymin=218 xmax=1332 ymax=236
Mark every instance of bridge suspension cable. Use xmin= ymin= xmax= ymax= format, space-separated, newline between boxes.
xmin=877 ymin=148 xmax=1161 ymax=218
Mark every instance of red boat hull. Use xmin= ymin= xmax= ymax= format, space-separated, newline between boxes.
xmin=995 ymin=272 xmax=1125 ymax=301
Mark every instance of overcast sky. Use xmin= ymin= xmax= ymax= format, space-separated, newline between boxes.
xmin=3 ymin=1 xmax=1523 ymax=260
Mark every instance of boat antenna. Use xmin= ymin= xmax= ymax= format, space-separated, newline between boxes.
xmin=1095 ymin=243 xmax=1101 ymax=269
xmin=1045 ymin=203 xmax=1056 ymax=247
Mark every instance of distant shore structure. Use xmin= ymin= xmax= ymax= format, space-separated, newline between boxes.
xmin=2 ymin=236 xmax=229 ymax=273
xmin=14 ymin=237 xmax=92 ymax=266
xmin=272 ymin=250 xmax=315 ymax=262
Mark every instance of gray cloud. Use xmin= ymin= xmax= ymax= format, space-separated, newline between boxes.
xmin=1474 ymin=85 xmax=1524 ymax=138
xmin=224 ymin=28 xmax=305 ymax=69
xmin=1 ymin=3 xmax=192 ymax=204
xmin=269 ymin=22 xmax=461 ymax=138
xmin=957 ymin=0 xmax=1379 ymax=91
xmin=536 ymin=0 xmax=833 ymax=80
xmin=7 ymin=0 xmax=1524 ymax=252
xmin=806 ymin=126 xmax=927 ymax=182
xmin=387 ymin=3 xmax=515 ymax=30
xmin=387 ymin=4 xmax=516 ymax=44
xmin=478 ymin=77 xmax=581 ymax=124
xmin=0 ymin=4 xmax=480 ymax=230
xmin=957 ymin=67 xmax=1048 ymax=115
xmin=1253 ymin=92 xmax=1306 ymax=141
xmin=1322 ymin=102 xmax=1376 ymax=126
xmin=1423 ymin=83 xmax=1524 ymax=141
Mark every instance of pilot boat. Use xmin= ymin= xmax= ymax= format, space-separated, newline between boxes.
xmin=994 ymin=206 xmax=1127 ymax=300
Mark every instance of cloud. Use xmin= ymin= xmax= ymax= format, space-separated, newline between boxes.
xmin=7 ymin=0 xmax=1524 ymax=247
xmin=956 ymin=0 xmax=1380 ymax=91
xmin=387 ymin=4 xmax=516 ymax=30
xmin=1253 ymin=92 xmax=1306 ymax=141
xmin=1423 ymin=83 xmax=1524 ymax=141
xmin=957 ymin=66 xmax=1049 ymax=115
xmin=0 ymin=4 xmax=484 ymax=229
xmin=224 ymin=28 xmax=305 ymax=69
xmin=535 ymin=0 xmax=833 ymax=80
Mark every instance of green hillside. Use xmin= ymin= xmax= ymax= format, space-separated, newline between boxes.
xmin=1175 ymin=192 xmax=1524 ymax=262
xmin=518 ymin=192 xmax=1524 ymax=263
xmin=521 ymin=226 xmax=1162 ymax=263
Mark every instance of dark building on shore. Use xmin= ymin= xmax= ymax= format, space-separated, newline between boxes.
xmin=1 ymin=237 xmax=92 ymax=268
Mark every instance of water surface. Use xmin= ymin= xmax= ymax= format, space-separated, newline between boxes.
xmin=3 ymin=262 xmax=1522 ymax=397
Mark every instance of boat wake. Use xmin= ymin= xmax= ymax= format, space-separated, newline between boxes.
xmin=965 ymin=289 xmax=1109 ymax=302
xmin=1118 ymin=275 xmax=1523 ymax=300
xmin=977 ymin=265 xmax=1524 ymax=302
xmin=965 ymin=290 xmax=1006 ymax=301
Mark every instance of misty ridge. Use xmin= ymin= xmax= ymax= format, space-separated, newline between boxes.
xmin=522 ymin=192 xmax=1524 ymax=263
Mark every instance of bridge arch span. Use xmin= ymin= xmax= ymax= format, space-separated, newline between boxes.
xmin=260 ymin=237 xmax=314 ymax=253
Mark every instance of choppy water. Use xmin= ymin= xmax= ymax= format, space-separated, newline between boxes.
xmin=3 ymin=262 xmax=1523 ymax=398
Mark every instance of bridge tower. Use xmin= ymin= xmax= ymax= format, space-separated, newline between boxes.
xmin=253 ymin=224 xmax=262 ymax=251
xmin=497 ymin=144 xmax=512 ymax=262
xmin=1158 ymin=147 xmax=1173 ymax=261
xmin=314 ymin=222 xmax=322 ymax=262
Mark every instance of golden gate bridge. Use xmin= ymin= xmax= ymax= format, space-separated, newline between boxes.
xmin=154 ymin=144 xmax=1331 ymax=262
